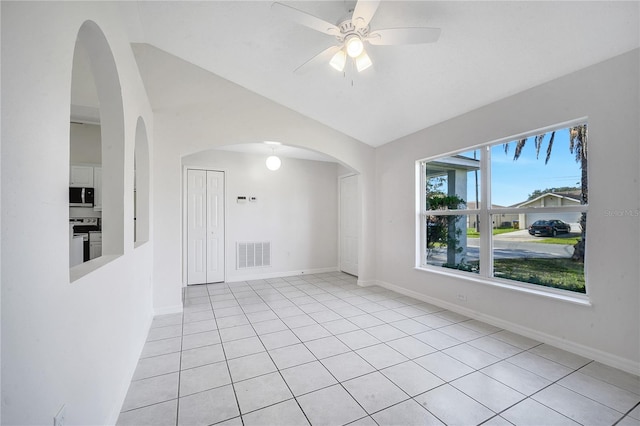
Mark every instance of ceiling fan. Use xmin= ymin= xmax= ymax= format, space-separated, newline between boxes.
xmin=272 ymin=0 xmax=441 ymax=74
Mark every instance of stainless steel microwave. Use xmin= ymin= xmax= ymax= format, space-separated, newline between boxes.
xmin=69 ymin=187 xmax=94 ymax=207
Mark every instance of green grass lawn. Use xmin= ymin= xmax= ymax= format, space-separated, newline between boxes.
xmin=533 ymin=235 xmax=581 ymax=245
xmin=493 ymin=258 xmax=585 ymax=293
xmin=444 ymin=257 xmax=585 ymax=293
xmin=466 ymin=227 xmax=517 ymax=238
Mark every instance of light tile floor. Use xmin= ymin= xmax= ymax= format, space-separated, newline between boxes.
xmin=118 ymin=272 xmax=640 ymax=426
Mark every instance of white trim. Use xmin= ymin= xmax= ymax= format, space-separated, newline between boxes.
xmin=224 ymin=266 xmax=339 ymax=283
xmin=481 ymin=146 xmax=492 ymax=276
xmin=417 ymin=120 xmax=589 ymax=295
xmin=488 ymin=205 xmax=587 ymax=215
xmin=338 ymin=173 xmax=360 ymax=276
xmin=357 ymin=279 xmax=379 ymax=287
xmin=414 ymin=266 xmax=591 ymax=306
xmin=375 ymin=278 xmax=639 ymax=376
xmin=182 ymin=166 xmax=228 ymax=286
xmin=69 ymin=254 xmax=121 ymax=283
xmin=153 ymin=304 xmax=184 ymax=315
xmin=422 ymin=205 xmax=587 ymax=216
xmin=417 ymin=117 xmax=589 ymax=164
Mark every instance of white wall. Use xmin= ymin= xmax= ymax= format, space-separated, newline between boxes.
xmin=2 ymin=4 xmax=636 ymax=425
xmin=133 ymin=44 xmax=377 ymax=313
xmin=183 ymin=151 xmax=339 ymax=282
xmin=1 ymin=3 xmax=155 ymax=425
xmin=0 ymin=3 xmax=3 ymax=421
xmin=375 ymin=49 xmax=640 ymax=374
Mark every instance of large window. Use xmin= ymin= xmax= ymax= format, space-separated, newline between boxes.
xmin=418 ymin=122 xmax=588 ymax=294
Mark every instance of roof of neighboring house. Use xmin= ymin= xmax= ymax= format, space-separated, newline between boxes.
xmin=516 ymin=192 xmax=582 ymax=207
xmin=466 ymin=202 xmax=506 ymax=209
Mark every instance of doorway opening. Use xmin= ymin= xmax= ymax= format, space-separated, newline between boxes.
xmin=340 ymin=174 xmax=359 ymax=276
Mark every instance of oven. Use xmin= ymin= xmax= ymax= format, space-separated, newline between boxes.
xmin=70 ymin=218 xmax=100 ymax=263
xmin=73 ymin=232 xmax=90 ymax=262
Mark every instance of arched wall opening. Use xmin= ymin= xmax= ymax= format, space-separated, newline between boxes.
xmin=69 ymin=20 xmax=125 ymax=277
xmin=180 ymin=142 xmax=362 ymax=284
xmin=134 ymin=116 xmax=150 ymax=246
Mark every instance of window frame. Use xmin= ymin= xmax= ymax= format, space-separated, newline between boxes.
xmin=416 ymin=119 xmax=590 ymax=303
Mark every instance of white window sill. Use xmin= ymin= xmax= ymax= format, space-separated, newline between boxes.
xmin=134 ymin=239 xmax=150 ymax=249
xmin=414 ymin=266 xmax=592 ymax=307
xmin=70 ymin=255 xmax=121 ymax=283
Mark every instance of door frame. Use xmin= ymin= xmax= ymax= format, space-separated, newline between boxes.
xmin=182 ymin=166 xmax=227 ymax=286
xmin=339 ymin=172 xmax=360 ymax=277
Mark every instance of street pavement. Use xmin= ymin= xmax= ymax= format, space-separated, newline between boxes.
xmin=427 ymin=229 xmax=578 ymax=263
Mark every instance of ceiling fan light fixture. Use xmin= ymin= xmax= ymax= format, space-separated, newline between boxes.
xmin=355 ymin=51 xmax=372 ymax=72
xmin=329 ymin=49 xmax=346 ymax=71
xmin=345 ymin=35 xmax=364 ymax=58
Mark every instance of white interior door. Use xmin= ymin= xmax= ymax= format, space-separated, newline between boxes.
xmin=206 ymin=171 xmax=224 ymax=283
xmin=187 ymin=169 xmax=225 ymax=285
xmin=340 ymin=174 xmax=359 ymax=276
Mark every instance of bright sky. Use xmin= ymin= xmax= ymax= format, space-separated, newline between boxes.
xmin=466 ymin=128 xmax=583 ymax=206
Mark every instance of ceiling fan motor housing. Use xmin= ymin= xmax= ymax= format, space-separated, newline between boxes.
xmin=336 ymin=19 xmax=369 ymax=43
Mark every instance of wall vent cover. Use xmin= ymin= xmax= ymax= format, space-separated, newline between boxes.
xmin=237 ymin=242 xmax=271 ymax=269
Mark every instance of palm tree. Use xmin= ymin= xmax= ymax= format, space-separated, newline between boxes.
xmin=504 ymin=124 xmax=587 ymax=262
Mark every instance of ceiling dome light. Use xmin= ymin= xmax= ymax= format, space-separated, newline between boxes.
xmin=329 ymin=49 xmax=346 ymax=71
xmin=266 ymin=155 xmax=281 ymax=171
xmin=345 ymin=35 xmax=364 ymax=58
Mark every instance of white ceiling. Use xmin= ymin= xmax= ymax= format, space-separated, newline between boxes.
xmin=117 ymin=1 xmax=638 ymax=149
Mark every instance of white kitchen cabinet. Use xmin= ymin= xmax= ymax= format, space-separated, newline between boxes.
xmin=70 ymin=235 xmax=84 ymax=267
xmin=89 ymin=232 xmax=102 ymax=260
xmin=93 ymin=167 xmax=102 ymax=211
xmin=70 ymin=165 xmax=94 ymax=187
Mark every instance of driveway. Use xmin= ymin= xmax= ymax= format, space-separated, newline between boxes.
xmin=493 ymin=229 xmax=536 ymax=242
xmin=468 ymin=230 xmax=576 ymax=255
xmin=426 ymin=228 xmax=580 ymax=264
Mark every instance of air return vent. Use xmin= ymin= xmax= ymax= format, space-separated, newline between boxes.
xmin=237 ymin=242 xmax=271 ymax=269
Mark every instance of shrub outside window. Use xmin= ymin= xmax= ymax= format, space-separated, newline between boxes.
xmin=418 ymin=122 xmax=588 ymax=294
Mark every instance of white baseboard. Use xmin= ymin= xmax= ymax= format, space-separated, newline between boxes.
xmin=357 ymin=279 xmax=379 ymax=287
xmin=225 ymin=266 xmax=339 ymax=283
xmin=375 ymin=279 xmax=640 ymax=376
xmin=153 ymin=304 xmax=184 ymax=315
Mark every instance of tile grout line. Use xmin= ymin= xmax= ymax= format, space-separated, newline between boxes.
xmin=174 ymin=288 xmax=187 ymax=426
xmin=129 ymin=273 xmax=638 ymax=426
xmin=236 ymin=279 xmax=315 ymax=425
xmin=276 ymin=275 xmax=382 ymax=426
xmin=612 ymin=401 xmax=640 ymax=426
xmin=207 ymin=276 xmax=503 ymax=423
xmin=207 ymin=281 xmax=247 ymax=426
xmin=233 ymin=275 xmax=377 ymax=424
xmin=244 ymin=276 xmax=451 ymax=423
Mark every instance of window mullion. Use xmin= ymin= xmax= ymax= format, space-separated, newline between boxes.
xmin=418 ymin=162 xmax=426 ymax=267
xmin=480 ymin=146 xmax=492 ymax=278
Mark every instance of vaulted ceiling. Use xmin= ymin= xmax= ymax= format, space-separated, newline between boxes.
xmin=107 ymin=2 xmax=640 ymax=147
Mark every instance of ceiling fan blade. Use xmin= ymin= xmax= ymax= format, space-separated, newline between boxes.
xmin=272 ymin=2 xmax=340 ymax=36
xmin=352 ymin=0 xmax=380 ymax=29
xmin=367 ymin=27 xmax=441 ymax=45
xmin=294 ymin=45 xmax=342 ymax=74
